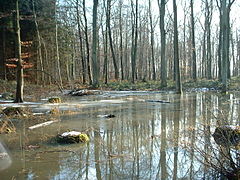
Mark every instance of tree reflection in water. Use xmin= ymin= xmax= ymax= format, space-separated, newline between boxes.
xmin=1 ymin=92 xmax=240 ymax=179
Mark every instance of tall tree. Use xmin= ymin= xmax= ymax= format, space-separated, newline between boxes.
xmin=190 ymin=0 xmax=197 ymax=81
xmin=131 ymin=0 xmax=138 ymax=83
xmin=119 ymin=0 xmax=124 ymax=81
xmin=92 ymin=0 xmax=99 ymax=87
xmin=102 ymin=18 xmax=108 ymax=84
xmin=14 ymin=0 xmax=24 ymax=102
xmin=32 ymin=0 xmax=44 ymax=84
xmin=205 ymin=0 xmax=213 ymax=79
xmin=219 ymin=0 xmax=235 ymax=92
xmin=83 ymin=0 xmax=92 ymax=84
xmin=148 ymin=0 xmax=156 ymax=80
xmin=173 ymin=0 xmax=182 ymax=94
xmin=158 ymin=0 xmax=167 ymax=87
xmin=106 ymin=0 xmax=119 ymax=80
xmin=76 ymin=0 xmax=86 ymax=84
xmin=54 ymin=0 xmax=63 ymax=89
xmin=217 ymin=2 xmax=222 ymax=81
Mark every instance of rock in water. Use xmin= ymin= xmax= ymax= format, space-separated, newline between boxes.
xmin=212 ymin=126 xmax=240 ymax=147
xmin=48 ymin=97 xmax=61 ymax=103
xmin=69 ymin=89 xmax=95 ymax=96
xmin=57 ymin=131 xmax=89 ymax=144
xmin=97 ymin=114 xmax=116 ymax=118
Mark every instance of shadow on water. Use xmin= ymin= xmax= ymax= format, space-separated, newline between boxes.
xmin=0 ymin=91 xmax=240 ymax=179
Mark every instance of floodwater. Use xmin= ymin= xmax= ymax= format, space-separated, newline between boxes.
xmin=0 ymin=91 xmax=240 ymax=180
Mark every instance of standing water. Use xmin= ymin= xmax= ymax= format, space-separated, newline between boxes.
xmin=0 ymin=91 xmax=239 ymax=179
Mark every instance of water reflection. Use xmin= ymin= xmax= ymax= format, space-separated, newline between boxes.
xmin=0 ymin=91 xmax=240 ymax=179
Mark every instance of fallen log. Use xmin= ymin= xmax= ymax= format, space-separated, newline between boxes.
xmin=145 ymin=100 xmax=170 ymax=103
xmin=28 ymin=120 xmax=59 ymax=130
xmin=69 ymin=89 xmax=98 ymax=96
xmin=97 ymin=114 xmax=115 ymax=118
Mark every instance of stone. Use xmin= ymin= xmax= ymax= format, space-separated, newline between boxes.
xmin=57 ymin=131 xmax=90 ymax=144
xmin=48 ymin=97 xmax=61 ymax=103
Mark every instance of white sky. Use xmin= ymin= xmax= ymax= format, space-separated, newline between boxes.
xmin=84 ymin=0 xmax=240 ymax=41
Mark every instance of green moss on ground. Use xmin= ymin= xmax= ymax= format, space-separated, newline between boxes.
xmin=1 ymin=76 xmax=240 ymax=95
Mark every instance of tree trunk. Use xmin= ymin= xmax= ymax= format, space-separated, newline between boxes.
xmin=173 ymin=0 xmax=182 ymax=94
xmin=76 ymin=0 xmax=86 ymax=84
xmin=55 ymin=0 xmax=63 ymax=89
xmin=149 ymin=0 xmax=156 ymax=81
xmin=226 ymin=9 xmax=231 ymax=79
xmin=190 ymin=0 xmax=197 ymax=81
xmin=218 ymin=12 xmax=222 ymax=81
xmin=0 ymin=26 xmax=6 ymax=80
xmin=158 ymin=0 xmax=167 ymax=87
xmin=221 ymin=0 xmax=235 ymax=92
xmin=119 ymin=0 xmax=124 ymax=81
xmin=106 ymin=0 xmax=119 ymax=80
xmin=14 ymin=0 xmax=24 ymax=103
xmin=32 ymin=0 xmax=44 ymax=84
xmin=221 ymin=0 xmax=228 ymax=92
xmin=206 ymin=0 xmax=212 ymax=79
xmin=131 ymin=0 xmax=138 ymax=84
xmin=92 ymin=0 xmax=99 ymax=87
xmin=83 ymin=0 xmax=92 ymax=85
xmin=103 ymin=19 xmax=108 ymax=84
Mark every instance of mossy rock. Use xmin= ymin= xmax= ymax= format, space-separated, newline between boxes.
xmin=212 ymin=126 xmax=240 ymax=147
xmin=2 ymin=107 xmax=27 ymax=116
xmin=57 ymin=131 xmax=90 ymax=144
xmin=48 ymin=97 xmax=62 ymax=103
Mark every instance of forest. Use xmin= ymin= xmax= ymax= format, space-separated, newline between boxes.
xmin=0 ymin=0 xmax=240 ymax=179
xmin=0 ymin=0 xmax=239 ymax=98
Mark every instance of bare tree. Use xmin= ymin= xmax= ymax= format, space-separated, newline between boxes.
xmin=158 ymin=0 xmax=167 ymax=87
xmin=106 ymin=0 xmax=119 ymax=80
xmin=54 ymin=0 xmax=63 ymax=89
xmin=205 ymin=0 xmax=213 ymax=79
xmin=32 ymin=0 xmax=44 ymax=84
xmin=173 ymin=0 xmax=182 ymax=94
xmin=14 ymin=0 xmax=23 ymax=102
xmin=83 ymin=0 xmax=92 ymax=85
xmin=76 ymin=0 xmax=86 ymax=84
xmin=190 ymin=0 xmax=197 ymax=81
xmin=119 ymin=0 xmax=124 ymax=81
xmin=131 ymin=0 xmax=138 ymax=83
xmin=148 ymin=0 xmax=156 ymax=80
xmin=92 ymin=0 xmax=99 ymax=87
xmin=218 ymin=0 xmax=235 ymax=92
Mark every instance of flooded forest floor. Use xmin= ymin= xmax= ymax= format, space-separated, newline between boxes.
xmin=0 ymin=77 xmax=240 ymax=179
xmin=1 ymin=76 xmax=240 ymax=101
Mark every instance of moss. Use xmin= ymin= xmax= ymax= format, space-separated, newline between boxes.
xmin=48 ymin=97 xmax=61 ymax=103
xmin=79 ymin=134 xmax=90 ymax=143
xmin=57 ymin=131 xmax=89 ymax=144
